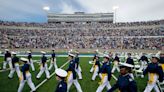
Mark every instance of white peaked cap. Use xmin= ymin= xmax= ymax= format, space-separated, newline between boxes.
xmin=68 ymin=53 xmax=75 ymax=57
xmin=55 ymin=69 xmax=67 ymax=77
xmin=152 ymin=55 xmax=159 ymax=58
xmin=11 ymin=52 xmax=16 ymax=54
xmin=103 ymin=54 xmax=109 ymax=58
xmin=95 ymin=49 xmax=99 ymax=52
xmin=20 ymin=58 xmax=28 ymax=62
xmin=27 ymin=51 xmax=31 ymax=53
xmin=119 ymin=62 xmax=134 ymax=68
xmin=41 ymin=51 xmax=46 ymax=54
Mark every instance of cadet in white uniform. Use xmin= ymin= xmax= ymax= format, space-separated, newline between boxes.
xmin=3 ymin=49 xmax=12 ymax=70
xmin=27 ymin=51 xmax=35 ymax=71
xmin=126 ymin=53 xmax=135 ymax=79
xmin=66 ymin=53 xmax=83 ymax=92
xmin=55 ymin=69 xmax=67 ymax=92
xmin=8 ymin=52 xmax=21 ymax=79
xmin=108 ymin=63 xmax=137 ymax=92
xmin=91 ymin=55 xmax=100 ymax=81
xmin=111 ymin=53 xmax=120 ymax=73
xmin=90 ymin=50 xmax=98 ymax=73
xmin=36 ymin=51 xmax=50 ymax=79
xmin=18 ymin=58 xmax=36 ymax=92
xmin=74 ymin=51 xmax=82 ymax=80
xmin=96 ymin=54 xmax=112 ymax=92
xmin=49 ymin=49 xmax=58 ymax=70
xmin=139 ymin=53 xmax=148 ymax=71
xmin=143 ymin=56 xmax=163 ymax=92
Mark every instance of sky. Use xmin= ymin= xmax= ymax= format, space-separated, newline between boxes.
xmin=0 ymin=0 xmax=164 ymax=23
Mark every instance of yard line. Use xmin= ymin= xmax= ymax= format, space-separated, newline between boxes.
xmin=112 ymin=74 xmax=118 ymax=81
xmin=0 ymin=68 xmax=11 ymax=72
xmin=31 ymin=60 xmax=69 ymax=92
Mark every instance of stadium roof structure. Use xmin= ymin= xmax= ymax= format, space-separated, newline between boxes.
xmin=47 ymin=12 xmax=114 ymax=23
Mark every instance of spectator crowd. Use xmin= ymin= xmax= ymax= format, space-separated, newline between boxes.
xmin=0 ymin=20 xmax=163 ymax=50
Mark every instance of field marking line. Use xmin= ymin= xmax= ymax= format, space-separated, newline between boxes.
xmin=34 ymin=60 xmax=117 ymax=92
xmin=112 ymin=74 xmax=118 ymax=81
xmin=0 ymin=68 xmax=11 ymax=72
xmin=31 ymin=60 xmax=69 ymax=92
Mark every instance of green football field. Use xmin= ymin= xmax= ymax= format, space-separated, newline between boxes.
xmin=0 ymin=56 xmax=149 ymax=92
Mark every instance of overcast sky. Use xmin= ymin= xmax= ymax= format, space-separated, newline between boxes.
xmin=0 ymin=0 xmax=164 ymax=23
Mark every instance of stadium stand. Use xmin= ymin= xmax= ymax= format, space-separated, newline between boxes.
xmin=0 ymin=20 xmax=163 ymax=50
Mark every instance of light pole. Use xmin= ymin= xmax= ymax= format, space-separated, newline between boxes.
xmin=112 ymin=6 xmax=119 ymax=23
xmin=43 ymin=6 xmax=50 ymax=12
xmin=43 ymin=6 xmax=50 ymax=22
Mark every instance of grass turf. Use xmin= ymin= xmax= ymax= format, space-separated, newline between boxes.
xmin=0 ymin=56 xmax=148 ymax=92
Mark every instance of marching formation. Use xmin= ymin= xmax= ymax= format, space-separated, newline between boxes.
xmin=1 ymin=49 xmax=164 ymax=92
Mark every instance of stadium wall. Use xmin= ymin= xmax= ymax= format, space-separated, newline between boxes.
xmin=0 ymin=48 xmax=162 ymax=54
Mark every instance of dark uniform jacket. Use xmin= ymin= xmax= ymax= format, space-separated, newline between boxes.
xmin=52 ymin=53 xmax=56 ymax=61
xmin=126 ymin=57 xmax=134 ymax=65
xmin=66 ymin=59 xmax=76 ymax=79
xmin=28 ymin=53 xmax=32 ymax=62
xmin=21 ymin=63 xmax=30 ymax=80
xmin=12 ymin=56 xmax=19 ymax=68
xmin=41 ymin=56 xmax=47 ymax=67
xmin=4 ymin=52 xmax=11 ymax=61
xmin=159 ymin=57 xmax=164 ymax=64
xmin=139 ymin=55 xmax=149 ymax=62
xmin=113 ymin=56 xmax=120 ymax=62
xmin=99 ymin=62 xmax=111 ymax=81
xmin=74 ymin=57 xmax=79 ymax=69
xmin=55 ymin=80 xmax=67 ymax=92
xmin=108 ymin=74 xmax=137 ymax=92
xmin=143 ymin=63 xmax=164 ymax=82
xmin=95 ymin=60 xmax=101 ymax=72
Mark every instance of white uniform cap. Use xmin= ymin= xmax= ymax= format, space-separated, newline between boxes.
xmin=68 ymin=53 xmax=75 ymax=57
xmin=68 ymin=49 xmax=73 ymax=53
xmin=11 ymin=52 xmax=16 ymax=54
xmin=155 ymin=54 xmax=160 ymax=58
xmin=95 ymin=49 xmax=99 ymax=52
xmin=52 ymin=49 xmax=55 ymax=51
xmin=119 ymin=62 xmax=134 ymax=68
xmin=41 ymin=51 xmax=46 ymax=54
xmin=20 ymin=58 xmax=28 ymax=62
xmin=27 ymin=51 xmax=31 ymax=53
xmin=152 ymin=55 xmax=159 ymax=59
xmin=103 ymin=54 xmax=109 ymax=58
xmin=69 ymin=49 xmax=73 ymax=52
xmin=55 ymin=69 xmax=67 ymax=77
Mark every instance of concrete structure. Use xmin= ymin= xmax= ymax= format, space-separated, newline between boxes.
xmin=47 ymin=12 xmax=114 ymax=23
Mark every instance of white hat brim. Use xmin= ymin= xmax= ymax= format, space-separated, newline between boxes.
xmin=68 ymin=53 xmax=75 ymax=57
xmin=20 ymin=58 xmax=28 ymax=62
xmin=55 ymin=69 xmax=67 ymax=77
xmin=41 ymin=51 xmax=46 ymax=54
xmin=11 ymin=52 xmax=16 ymax=54
xmin=27 ymin=51 xmax=31 ymax=53
xmin=103 ymin=54 xmax=109 ymax=58
xmin=119 ymin=62 xmax=134 ymax=68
